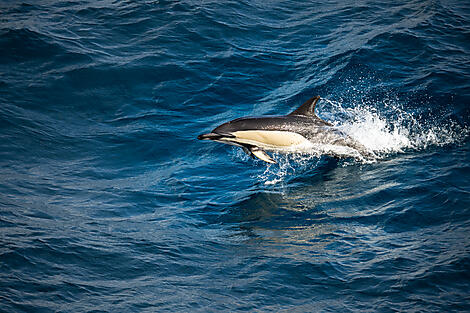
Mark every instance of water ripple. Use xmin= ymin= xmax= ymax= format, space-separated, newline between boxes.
xmin=1 ymin=0 xmax=470 ymax=311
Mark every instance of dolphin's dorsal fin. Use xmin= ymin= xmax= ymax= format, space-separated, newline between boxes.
xmin=288 ymin=96 xmax=321 ymax=117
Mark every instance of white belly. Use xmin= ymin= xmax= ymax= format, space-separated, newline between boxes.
xmin=229 ymin=130 xmax=312 ymax=151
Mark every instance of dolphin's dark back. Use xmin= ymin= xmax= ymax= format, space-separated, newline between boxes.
xmin=212 ymin=96 xmax=332 ymax=136
xmin=212 ymin=115 xmax=330 ymax=137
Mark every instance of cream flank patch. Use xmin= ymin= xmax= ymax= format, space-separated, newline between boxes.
xmin=230 ymin=130 xmax=310 ymax=149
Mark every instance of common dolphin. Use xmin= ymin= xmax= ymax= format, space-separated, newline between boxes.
xmin=198 ymin=96 xmax=373 ymax=164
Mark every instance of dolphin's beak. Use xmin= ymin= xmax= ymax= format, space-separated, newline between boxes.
xmin=198 ymin=132 xmax=223 ymax=140
xmin=197 ymin=132 xmax=235 ymax=140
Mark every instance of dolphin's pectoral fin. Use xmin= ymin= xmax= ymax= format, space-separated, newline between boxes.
xmin=250 ymin=147 xmax=276 ymax=164
xmin=241 ymin=146 xmax=253 ymax=157
xmin=240 ymin=144 xmax=275 ymax=163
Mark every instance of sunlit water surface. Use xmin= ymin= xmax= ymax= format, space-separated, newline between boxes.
xmin=1 ymin=0 xmax=469 ymax=311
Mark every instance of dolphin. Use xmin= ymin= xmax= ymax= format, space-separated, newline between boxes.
xmin=198 ymin=96 xmax=373 ymax=164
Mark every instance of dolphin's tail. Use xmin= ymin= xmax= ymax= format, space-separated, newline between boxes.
xmin=327 ymin=131 xmax=376 ymax=160
xmin=346 ymin=139 xmax=375 ymax=160
xmin=355 ymin=145 xmax=376 ymax=160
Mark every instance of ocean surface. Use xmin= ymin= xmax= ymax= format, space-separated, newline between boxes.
xmin=1 ymin=0 xmax=470 ymax=311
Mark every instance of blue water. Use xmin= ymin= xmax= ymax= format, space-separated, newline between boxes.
xmin=1 ymin=0 xmax=470 ymax=311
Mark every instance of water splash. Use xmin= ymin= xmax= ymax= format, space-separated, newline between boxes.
xmin=246 ymin=97 xmax=469 ymax=184
xmin=259 ymin=153 xmax=322 ymax=186
xmin=322 ymin=98 xmax=468 ymax=156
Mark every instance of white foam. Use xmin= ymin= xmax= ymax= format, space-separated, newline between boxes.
xmin=250 ymin=97 xmax=468 ymax=184
xmin=259 ymin=152 xmax=322 ymax=185
xmin=322 ymin=98 xmax=468 ymax=157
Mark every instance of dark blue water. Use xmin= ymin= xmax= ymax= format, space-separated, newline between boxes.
xmin=1 ymin=1 xmax=470 ymax=311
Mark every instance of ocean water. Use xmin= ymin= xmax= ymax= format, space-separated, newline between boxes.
xmin=1 ymin=0 xmax=469 ymax=311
